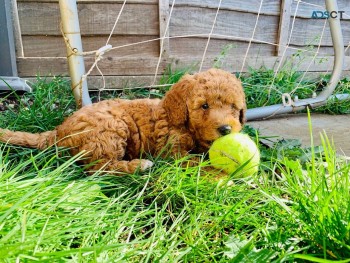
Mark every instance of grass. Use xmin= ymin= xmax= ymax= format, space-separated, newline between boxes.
xmin=0 ymin=76 xmax=75 ymax=132
xmin=0 ymin=72 xmax=349 ymax=262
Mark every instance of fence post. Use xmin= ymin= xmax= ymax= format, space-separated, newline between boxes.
xmin=276 ymin=0 xmax=292 ymax=56
xmin=59 ymin=0 xmax=91 ymax=107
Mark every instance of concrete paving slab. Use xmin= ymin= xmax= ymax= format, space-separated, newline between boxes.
xmin=248 ymin=113 xmax=350 ymax=156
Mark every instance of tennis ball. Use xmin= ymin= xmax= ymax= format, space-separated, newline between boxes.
xmin=209 ymin=133 xmax=260 ymax=176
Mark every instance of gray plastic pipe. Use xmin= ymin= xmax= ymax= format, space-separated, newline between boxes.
xmin=246 ymin=0 xmax=345 ymax=120
xmin=59 ymin=0 xmax=92 ymax=107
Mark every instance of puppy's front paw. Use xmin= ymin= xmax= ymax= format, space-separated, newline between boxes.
xmin=139 ymin=159 xmax=154 ymax=172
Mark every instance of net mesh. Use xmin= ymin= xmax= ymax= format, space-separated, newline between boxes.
xmin=60 ymin=0 xmax=348 ymax=109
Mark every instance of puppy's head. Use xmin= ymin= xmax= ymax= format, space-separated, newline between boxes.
xmin=162 ymin=68 xmax=246 ymax=151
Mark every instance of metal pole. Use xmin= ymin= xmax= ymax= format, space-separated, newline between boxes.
xmin=0 ymin=0 xmax=17 ymax=76
xmin=318 ymin=0 xmax=344 ymax=99
xmin=59 ymin=0 xmax=92 ymax=107
xmin=0 ymin=0 xmax=31 ymax=92
xmin=247 ymin=0 xmax=344 ymax=120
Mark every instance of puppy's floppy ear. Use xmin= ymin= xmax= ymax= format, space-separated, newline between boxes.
xmin=162 ymin=74 xmax=194 ymax=126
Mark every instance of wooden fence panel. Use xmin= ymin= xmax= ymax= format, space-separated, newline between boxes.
xmin=13 ymin=0 xmax=350 ymax=89
xmin=18 ymin=2 xmax=159 ymax=35
xmin=22 ymin=36 xmax=159 ymax=57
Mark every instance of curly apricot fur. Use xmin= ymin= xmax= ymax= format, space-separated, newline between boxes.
xmin=0 ymin=69 xmax=246 ymax=174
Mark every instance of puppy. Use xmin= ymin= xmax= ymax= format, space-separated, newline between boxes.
xmin=0 ymin=69 xmax=246 ymax=174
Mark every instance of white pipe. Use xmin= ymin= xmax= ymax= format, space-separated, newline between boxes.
xmin=247 ymin=0 xmax=344 ymax=120
xmin=246 ymin=94 xmax=349 ymax=120
xmin=331 ymin=93 xmax=350 ymax=100
xmin=59 ymin=0 xmax=92 ymax=107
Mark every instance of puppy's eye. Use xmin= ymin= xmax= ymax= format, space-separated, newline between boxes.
xmin=201 ymin=103 xmax=209 ymax=110
xmin=231 ymin=104 xmax=236 ymax=109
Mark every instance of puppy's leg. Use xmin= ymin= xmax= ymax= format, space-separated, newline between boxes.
xmin=161 ymin=130 xmax=202 ymax=167
xmin=91 ymin=159 xmax=153 ymax=174
xmin=67 ymin=126 xmax=153 ymax=174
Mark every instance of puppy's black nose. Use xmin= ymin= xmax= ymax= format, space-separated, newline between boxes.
xmin=218 ymin=125 xmax=232 ymax=136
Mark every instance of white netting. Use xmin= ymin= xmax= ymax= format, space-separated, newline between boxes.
xmin=60 ymin=0 xmax=348 ymax=108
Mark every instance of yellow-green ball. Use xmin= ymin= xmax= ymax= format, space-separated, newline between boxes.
xmin=209 ymin=133 xmax=260 ymax=176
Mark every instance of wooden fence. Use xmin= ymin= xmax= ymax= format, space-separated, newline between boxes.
xmin=13 ymin=0 xmax=350 ymax=89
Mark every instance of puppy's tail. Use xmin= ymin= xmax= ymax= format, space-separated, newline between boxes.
xmin=0 ymin=128 xmax=57 ymax=149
